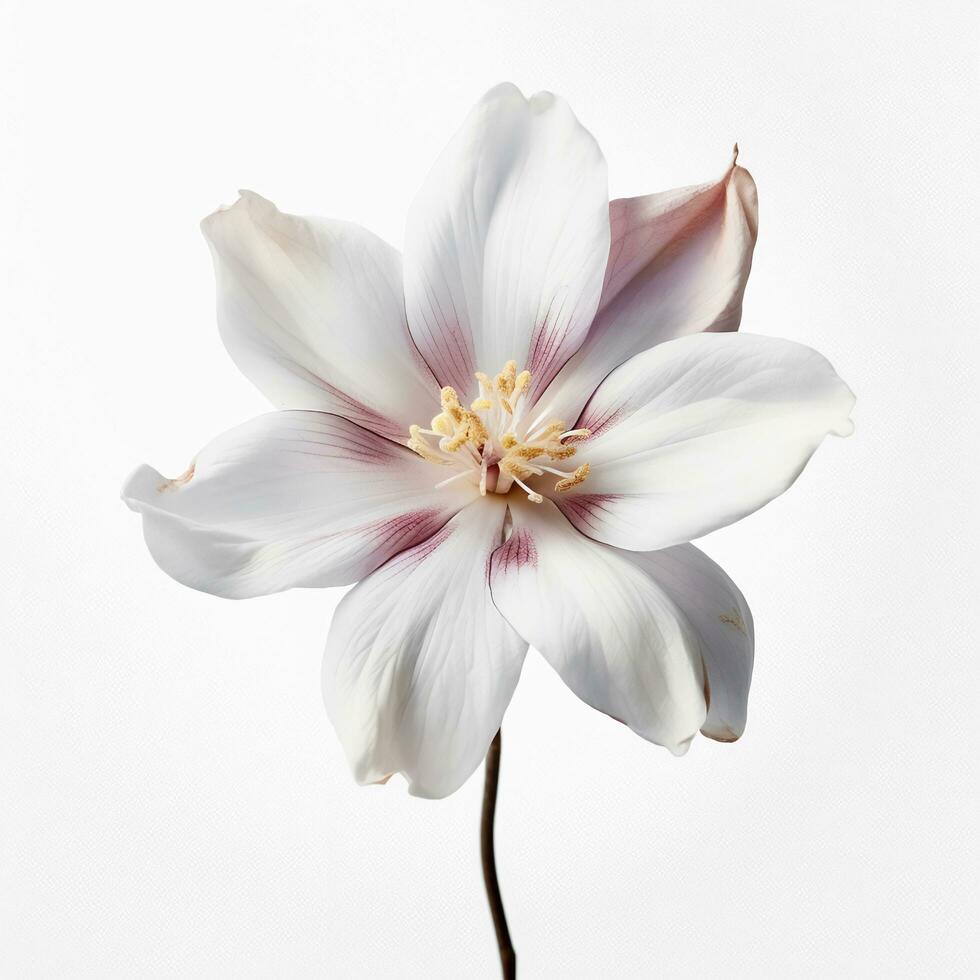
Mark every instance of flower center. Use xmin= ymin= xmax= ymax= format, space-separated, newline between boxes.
xmin=406 ymin=360 xmax=590 ymax=503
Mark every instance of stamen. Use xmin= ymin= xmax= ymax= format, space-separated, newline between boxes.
xmin=543 ymin=445 xmax=576 ymax=461
xmin=499 ymin=458 xmax=537 ymax=480
xmin=440 ymin=386 xmax=466 ymax=424
xmin=508 ymin=444 xmax=545 ymax=461
xmin=495 ymin=360 xmax=518 ymax=397
xmin=407 ymin=360 xmax=591 ymax=501
xmin=465 ymin=412 xmax=489 ymax=445
xmin=407 ymin=425 xmax=453 ymax=465
xmin=511 ymin=474 xmax=543 ymax=504
xmin=554 ymin=463 xmax=590 ymax=493
xmin=431 ymin=414 xmax=454 ymax=436
xmin=534 ymin=420 xmax=567 ymax=441
xmin=442 ymin=433 xmax=468 ymax=453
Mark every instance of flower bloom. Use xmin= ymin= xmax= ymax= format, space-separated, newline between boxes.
xmin=124 ymin=84 xmax=854 ymax=798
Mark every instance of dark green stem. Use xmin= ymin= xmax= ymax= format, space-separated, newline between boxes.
xmin=481 ymin=730 xmax=516 ymax=979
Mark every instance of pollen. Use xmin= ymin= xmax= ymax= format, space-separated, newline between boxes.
xmin=431 ymin=414 xmax=454 ymax=436
xmin=406 ymin=360 xmax=592 ymax=502
xmin=554 ymin=463 xmax=590 ymax=493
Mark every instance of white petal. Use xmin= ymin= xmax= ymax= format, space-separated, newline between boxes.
xmin=541 ymin=157 xmax=758 ymax=424
xmin=403 ymin=83 xmax=610 ymax=399
xmin=323 ymin=497 xmax=526 ymax=799
xmin=554 ymin=332 xmax=855 ymax=551
xmin=122 ymin=412 xmax=473 ymax=598
xmin=201 ymin=192 xmax=437 ymax=441
xmin=638 ymin=545 xmax=754 ymax=742
xmin=489 ymin=498 xmax=706 ymax=754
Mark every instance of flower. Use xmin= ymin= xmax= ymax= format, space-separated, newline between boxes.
xmin=123 ymin=83 xmax=854 ymax=799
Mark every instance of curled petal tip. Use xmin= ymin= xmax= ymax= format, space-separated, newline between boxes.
xmin=236 ymin=188 xmax=272 ymax=209
xmin=200 ymin=188 xmax=273 ymax=235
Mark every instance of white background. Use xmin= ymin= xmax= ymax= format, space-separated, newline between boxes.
xmin=2 ymin=1 xmax=977 ymax=977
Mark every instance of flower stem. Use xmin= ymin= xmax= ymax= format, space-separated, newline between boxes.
xmin=481 ymin=729 xmax=516 ymax=979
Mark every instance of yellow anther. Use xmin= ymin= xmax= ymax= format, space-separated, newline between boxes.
xmin=536 ymin=420 xmax=567 ymax=441
xmin=464 ymin=412 xmax=489 ymax=445
xmin=408 ymin=359 xmax=589 ymax=502
xmin=499 ymin=458 xmax=537 ymax=480
xmin=544 ymin=445 xmax=576 ymax=461
xmin=496 ymin=360 xmax=518 ymax=396
xmin=511 ymin=444 xmax=545 ymax=460
xmin=408 ymin=426 xmax=452 ymax=465
xmin=431 ymin=413 xmax=454 ymax=436
xmin=440 ymin=387 xmax=465 ymax=419
xmin=554 ymin=463 xmax=590 ymax=493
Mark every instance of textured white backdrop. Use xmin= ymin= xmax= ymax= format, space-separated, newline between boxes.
xmin=2 ymin=1 xmax=977 ymax=976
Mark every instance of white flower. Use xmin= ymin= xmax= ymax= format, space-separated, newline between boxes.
xmin=123 ymin=83 xmax=854 ymax=799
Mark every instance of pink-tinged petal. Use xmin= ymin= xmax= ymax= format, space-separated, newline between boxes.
xmin=122 ymin=412 xmax=472 ymax=599
xmin=489 ymin=498 xmax=706 ymax=754
xmin=323 ymin=497 xmax=527 ymax=799
xmin=201 ymin=192 xmax=438 ymax=442
xmin=403 ymin=83 xmax=610 ymax=400
xmin=541 ymin=155 xmax=758 ymax=424
xmin=639 ymin=545 xmax=754 ymax=742
xmin=553 ymin=332 xmax=855 ymax=551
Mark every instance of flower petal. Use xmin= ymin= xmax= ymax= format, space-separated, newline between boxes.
xmin=541 ymin=156 xmax=758 ymax=424
xmin=638 ymin=545 xmax=754 ymax=742
xmin=489 ymin=498 xmax=706 ymax=754
xmin=403 ymin=83 xmax=610 ymax=399
xmin=122 ymin=412 xmax=472 ymax=598
xmin=323 ymin=497 xmax=526 ymax=799
xmin=201 ymin=192 xmax=437 ymax=442
xmin=554 ymin=332 xmax=855 ymax=551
